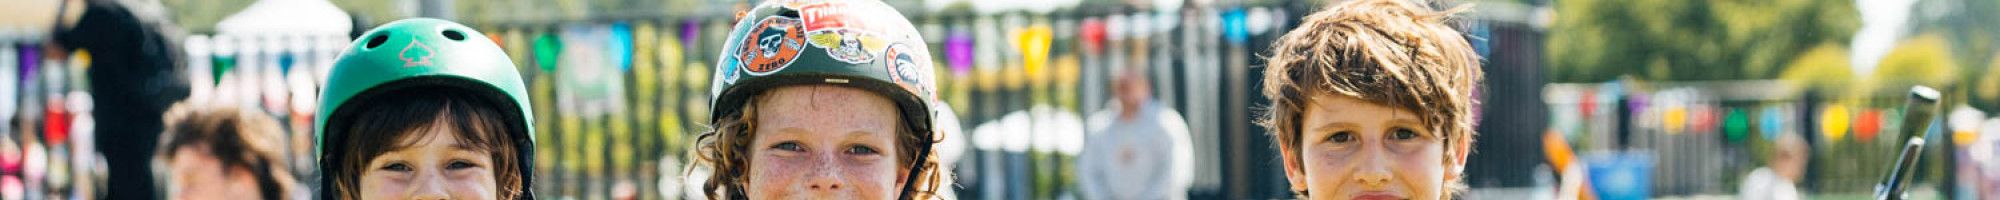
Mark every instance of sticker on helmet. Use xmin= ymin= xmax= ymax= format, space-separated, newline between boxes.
xmin=401 ymin=39 xmax=436 ymax=67
xmin=809 ymin=30 xmax=875 ymax=64
xmin=798 ymin=1 xmax=880 ymax=33
xmin=737 ymin=16 xmax=806 ymax=75
xmin=774 ymin=0 xmax=828 ymax=9
xmin=884 ymin=43 xmax=933 ymax=100
xmin=717 ymin=52 xmax=741 ymax=84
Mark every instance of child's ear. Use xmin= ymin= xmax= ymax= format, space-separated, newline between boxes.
xmin=897 ymin=166 xmax=911 ymax=187
xmin=1445 ymin=137 xmax=1471 ymax=181
xmin=1280 ymin=142 xmax=1307 ymax=194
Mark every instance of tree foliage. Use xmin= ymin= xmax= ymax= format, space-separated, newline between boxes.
xmin=1545 ymin=0 xmax=1860 ymax=82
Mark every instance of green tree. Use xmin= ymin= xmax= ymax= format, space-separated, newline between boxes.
xmin=1975 ymin=55 xmax=2000 ymax=109
xmin=1545 ymin=0 xmax=1860 ymax=82
xmin=1867 ymin=33 xmax=1958 ymax=93
xmin=1777 ymin=43 xmax=1854 ymax=92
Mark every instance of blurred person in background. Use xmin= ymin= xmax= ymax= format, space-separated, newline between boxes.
xmin=153 ymin=102 xmax=302 ymax=200
xmin=687 ymin=0 xmax=948 ymax=199
xmin=1739 ymin=133 xmax=1808 ymax=200
xmin=1257 ymin=0 xmax=1483 ymax=199
xmin=314 ymin=19 xmax=537 ymax=200
xmin=2 ymin=0 xmax=193 ymax=198
xmin=1077 ymin=64 xmax=1192 ymax=200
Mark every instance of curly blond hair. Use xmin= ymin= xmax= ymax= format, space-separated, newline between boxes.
xmin=1258 ymin=0 xmax=1483 ymax=197
xmin=689 ymin=94 xmax=946 ymax=200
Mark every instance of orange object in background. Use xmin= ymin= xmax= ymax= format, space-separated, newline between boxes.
xmin=1543 ymin=129 xmax=1596 ymax=200
xmin=1855 ymin=109 xmax=1882 ymax=142
xmin=1544 ymin=130 xmax=1576 ymax=170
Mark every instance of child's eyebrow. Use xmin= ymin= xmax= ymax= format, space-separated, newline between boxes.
xmin=770 ymin=127 xmax=814 ymax=136
xmin=1309 ymin=122 xmax=1359 ymax=134
xmin=1387 ymin=118 xmax=1424 ymax=127
xmin=841 ymin=130 xmax=898 ymax=147
xmin=451 ymin=143 xmax=486 ymax=151
xmin=759 ymin=128 xmax=818 ymax=143
xmin=844 ymin=130 xmax=885 ymax=139
xmin=1385 ymin=119 xmax=1443 ymax=137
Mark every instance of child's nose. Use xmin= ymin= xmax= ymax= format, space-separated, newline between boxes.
xmin=1354 ymin=138 xmax=1395 ymax=190
xmin=1353 ymin=167 xmax=1394 ymax=190
xmin=411 ymin=171 xmax=451 ymax=200
xmin=804 ymin=152 xmax=847 ymax=191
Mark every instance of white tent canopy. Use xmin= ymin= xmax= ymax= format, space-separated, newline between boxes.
xmin=215 ymin=0 xmax=352 ymax=36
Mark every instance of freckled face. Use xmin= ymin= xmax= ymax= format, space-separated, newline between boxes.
xmin=744 ymin=85 xmax=906 ymax=200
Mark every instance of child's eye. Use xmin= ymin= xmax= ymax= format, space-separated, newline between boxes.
xmin=447 ymin=161 xmax=479 ymax=170
xmin=381 ymin=163 xmax=413 ymax=172
xmin=1390 ymin=128 xmax=1420 ymax=140
xmin=847 ymin=145 xmax=880 ymax=155
xmin=1328 ymin=131 xmax=1355 ymax=143
xmin=772 ymin=142 xmax=805 ymax=152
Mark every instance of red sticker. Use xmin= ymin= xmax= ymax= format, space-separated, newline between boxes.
xmin=797 ymin=1 xmax=898 ymax=34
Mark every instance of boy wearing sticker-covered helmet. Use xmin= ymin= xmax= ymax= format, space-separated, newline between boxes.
xmin=688 ymin=0 xmax=948 ymax=199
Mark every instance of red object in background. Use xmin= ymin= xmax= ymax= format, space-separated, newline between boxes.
xmin=489 ymin=33 xmax=505 ymax=49
xmin=1 ymin=139 xmax=17 ymax=176
xmin=1854 ymin=109 xmax=1881 ymax=142
xmin=1580 ymin=89 xmax=1597 ymax=118
xmin=1692 ymin=106 xmax=1717 ymax=134
xmin=1080 ymin=18 xmax=1105 ymax=55
xmin=43 ymin=105 xmax=67 ymax=145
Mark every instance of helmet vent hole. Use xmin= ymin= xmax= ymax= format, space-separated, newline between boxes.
xmin=364 ymin=34 xmax=389 ymax=49
xmin=442 ymin=30 xmax=467 ymax=41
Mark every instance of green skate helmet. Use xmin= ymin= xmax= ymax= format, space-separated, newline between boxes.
xmin=313 ymin=18 xmax=535 ymax=199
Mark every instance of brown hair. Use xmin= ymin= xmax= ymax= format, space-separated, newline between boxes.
xmin=156 ymin=102 xmax=298 ymax=200
xmin=323 ymin=84 xmax=525 ymax=200
xmin=690 ymin=89 xmax=945 ymax=200
xmin=1257 ymin=0 xmax=1482 ymax=197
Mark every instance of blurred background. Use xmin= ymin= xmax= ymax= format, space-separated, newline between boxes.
xmin=1 ymin=0 xmax=1999 ymax=199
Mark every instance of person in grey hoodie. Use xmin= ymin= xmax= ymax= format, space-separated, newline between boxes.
xmin=1078 ymin=65 xmax=1192 ymax=200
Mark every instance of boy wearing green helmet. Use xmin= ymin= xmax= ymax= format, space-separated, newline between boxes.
xmin=315 ymin=18 xmax=537 ymax=200
xmin=689 ymin=0 xmax=947 ymax=199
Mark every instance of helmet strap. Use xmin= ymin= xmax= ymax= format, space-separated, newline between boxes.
xmin=897 ymin=133 xmax=935 ymax=200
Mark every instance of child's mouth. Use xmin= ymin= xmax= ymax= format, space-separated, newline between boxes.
xmin=1352 ymin=192 xmax=1406 ymax=200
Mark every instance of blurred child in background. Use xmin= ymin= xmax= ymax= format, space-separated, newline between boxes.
xmin=1739 ymin=134 xmax=1809 ymax=200
xmin=154 ymin=102 xmax=302 ymax=200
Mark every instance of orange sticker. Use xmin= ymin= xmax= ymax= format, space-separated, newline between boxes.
xmin=737 ymin=16 xmax=806 ymax=75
